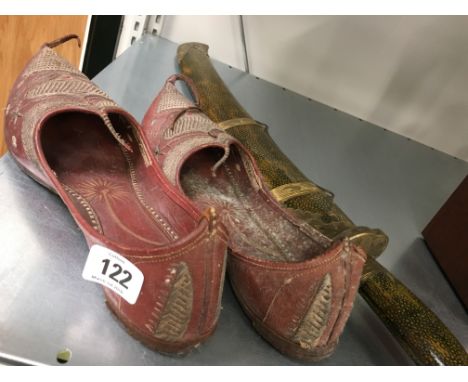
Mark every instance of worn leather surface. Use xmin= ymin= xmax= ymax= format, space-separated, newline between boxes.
xmin=177 ymin=42 xmax=388 ymax=259
xmin=4 ymin=35 xmax=229 ymax=355
xmin=142 ymin=74 xmax=367 ymax=361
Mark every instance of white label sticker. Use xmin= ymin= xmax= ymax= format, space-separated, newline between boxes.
xmin=82 ymin=245 xmax=144 ymax=305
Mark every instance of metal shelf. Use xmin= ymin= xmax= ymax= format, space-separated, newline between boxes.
xmin=0 ymin=35 xmax=466 ymax=365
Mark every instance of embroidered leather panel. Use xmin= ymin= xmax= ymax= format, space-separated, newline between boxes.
xmin=16 ymin=47 xmax=120 ymax=172
xmin=26 ymin=78 xmax=109 ymax=99
xmin=153 ymin=262 xmax=194 ymax=342
xmin=156 ymin=82 xmax=194 ymax=112
xmin=293 ymin=273 xmax=332 ymax=348
xmin=163 ymin=112 xmax=213 ymax=139
xmin=23 ymin=47 xmax=85 ymax=78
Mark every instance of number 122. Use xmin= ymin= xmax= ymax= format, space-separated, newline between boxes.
xmin=101 ymin=259 xmax=132 ymax=289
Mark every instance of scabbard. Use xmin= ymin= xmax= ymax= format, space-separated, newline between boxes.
xmin=177 ymin=42 xmax=468 ymax=365
xmin=360 ymin=258 xmax=468 ymax=365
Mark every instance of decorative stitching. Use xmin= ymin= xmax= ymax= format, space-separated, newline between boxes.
xmin=17 ymin=47 xmax=122 ymax=171
xmin=75 ymin=177 xmax=166 ymax=246
xmin=130 ymin=235 xmax=210 ymax=264
xmin=156 ymin=83 xmax=194 ymax=112
xmin=163 ymin=113 xmax=213 ymax=139
xmin=293 ymin=274 xmax=332 ymax=348
xmin=62 ymin=183 xmax=103 ymax=233
xmin=231 ymin=244 xmax=347 ymax=271
xmin=76 ymin=178 xmax=130 ymax=203
xmin=121 ymin=148 xmax=179 ymax=241
xmin=23 ymin=47 xmax=85 ymax=77
xmin=26 ymin=78 xmax=108 ymax=99
xmin=152 ymin=262 xmax=193 ymax=341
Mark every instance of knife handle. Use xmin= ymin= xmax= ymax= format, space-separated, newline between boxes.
xmin=360 ymin=257 xmax=468 ymax=365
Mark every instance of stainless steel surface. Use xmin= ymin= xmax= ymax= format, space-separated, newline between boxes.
xmin=0 ymin=35 xmax=466 ymax=365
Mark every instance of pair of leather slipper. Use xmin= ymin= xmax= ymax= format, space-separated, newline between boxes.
xmin=4 ymin=35 xmax=366 ymax=361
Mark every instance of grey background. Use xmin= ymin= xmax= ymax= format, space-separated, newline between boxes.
xmin=0 ymin=35 xmax=466 ymax=365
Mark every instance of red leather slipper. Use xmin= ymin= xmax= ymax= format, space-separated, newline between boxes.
xmin=4 ymin=36 xmax=228 ymax=355
xmin=142 ymin=74 xmax=367 ymax=361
